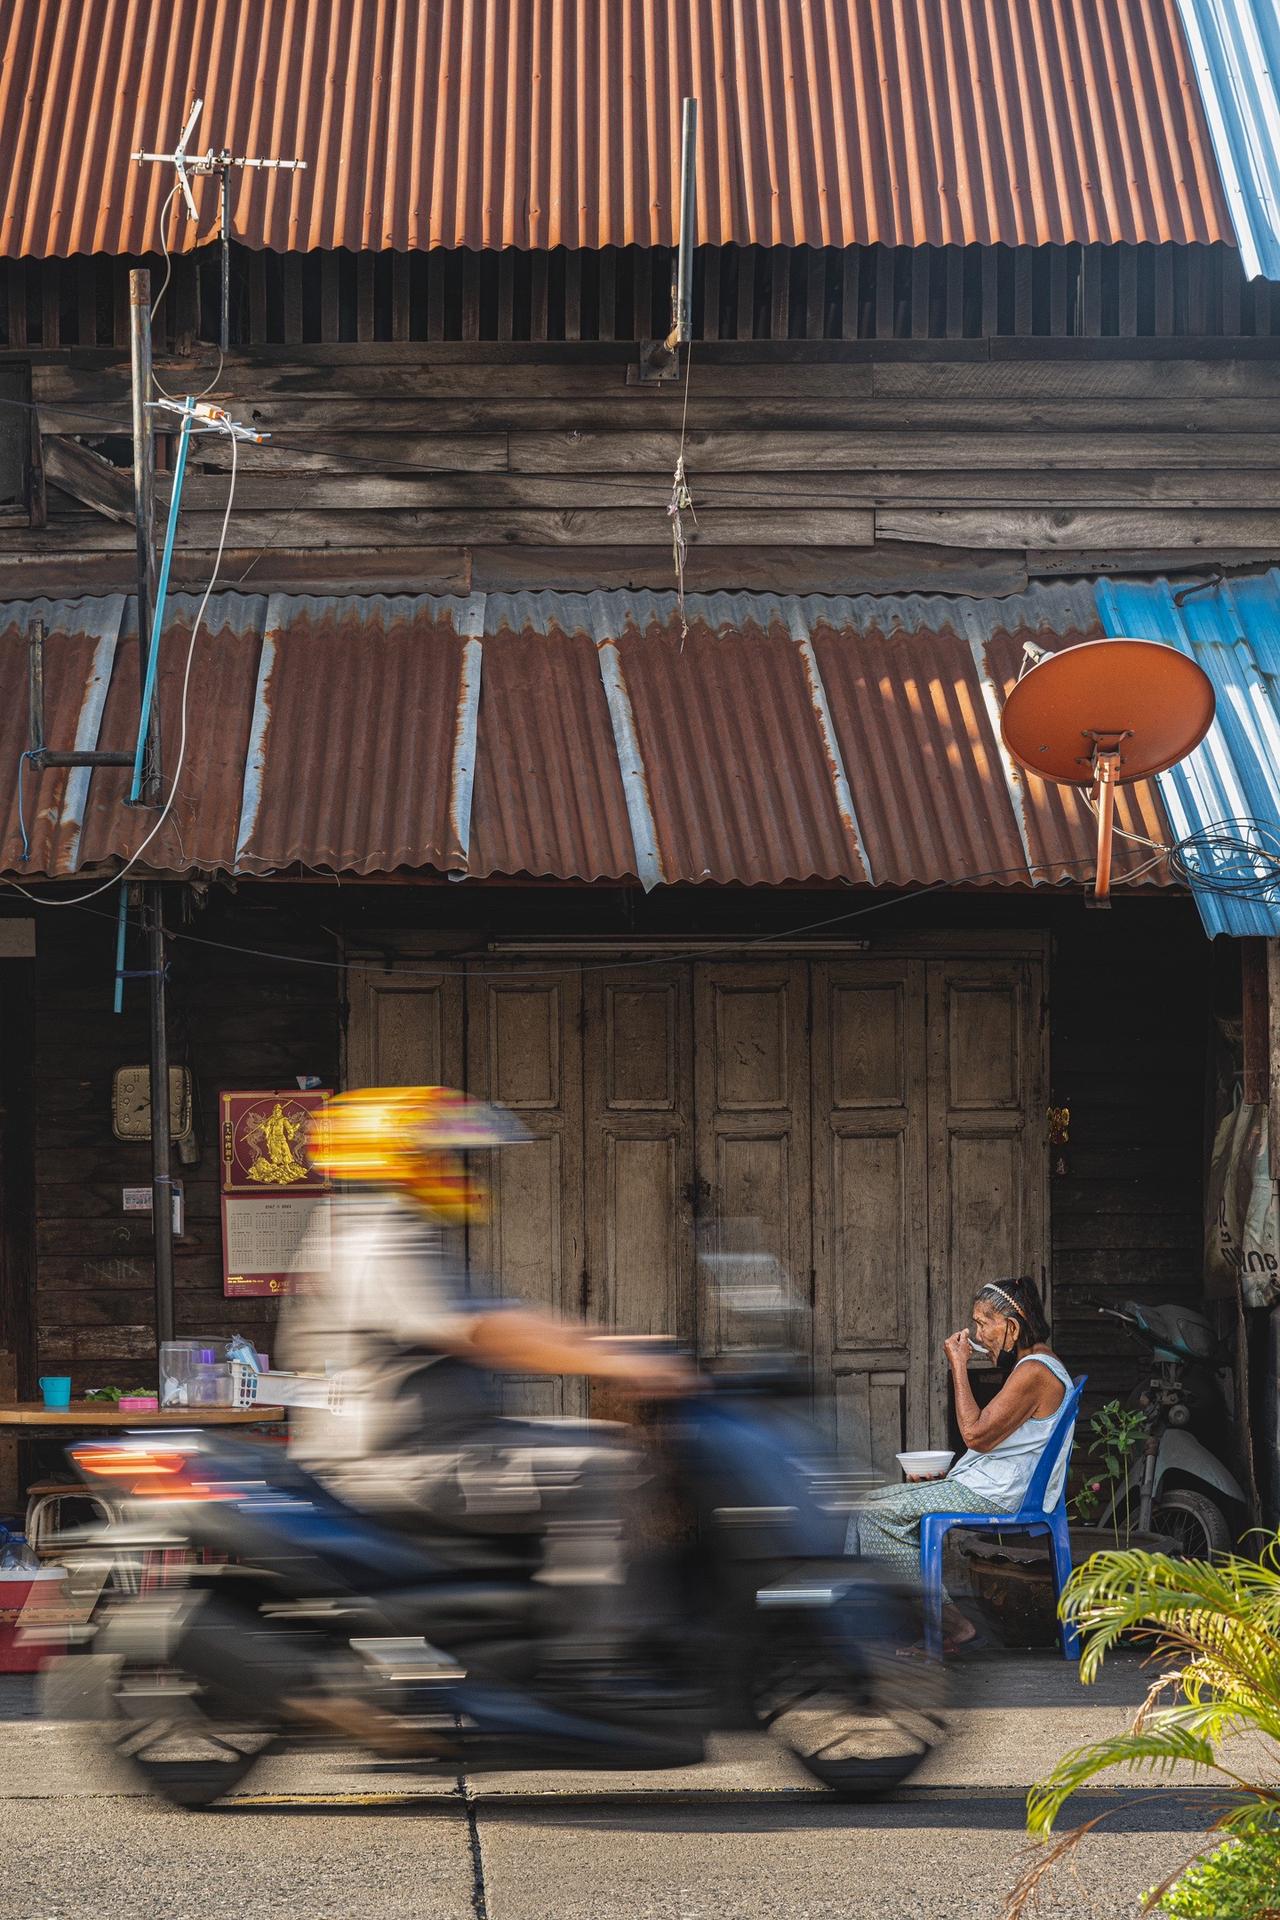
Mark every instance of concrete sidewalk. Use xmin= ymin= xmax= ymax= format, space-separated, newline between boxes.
xmin=0 ymin=1650 xmax=1222 ymax=1802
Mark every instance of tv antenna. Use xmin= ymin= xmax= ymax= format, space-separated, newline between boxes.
xmin=1000 ymin=638 xmax=1215 ymax=906
xmin=132 ymin=97 xmax=307 ymax=351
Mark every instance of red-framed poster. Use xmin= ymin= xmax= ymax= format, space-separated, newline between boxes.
xmin=220 ymin=1089 xmax=332 ymax=1298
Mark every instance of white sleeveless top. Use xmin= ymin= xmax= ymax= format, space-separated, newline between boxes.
xmin=946 ymin=1353 xmax=1074 ymax=1511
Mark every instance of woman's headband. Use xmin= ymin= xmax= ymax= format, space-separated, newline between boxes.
xmin=978 ymin=1283 xmax=1022 ymax=1319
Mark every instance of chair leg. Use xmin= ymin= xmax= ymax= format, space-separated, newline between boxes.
xmin=1047 ymin=1528 xmax=1080 ymax=1660
xmin=920 ymin=1523 xmax=946 ymax=1659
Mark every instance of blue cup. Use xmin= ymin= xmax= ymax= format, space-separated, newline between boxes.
xmin=38 ymin=1375 xmax=72 ymax=1410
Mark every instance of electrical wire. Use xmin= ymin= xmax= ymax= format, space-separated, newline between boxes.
xmin=1169 ymin=819 xmax=1280 ymax=901
xmin=8 ymin=853 xmax=1164 ymax=986
xmin=147 ymin=184 xmax=225 ymax=405
xmin=7 ymin=433 xmax=240 ymax=907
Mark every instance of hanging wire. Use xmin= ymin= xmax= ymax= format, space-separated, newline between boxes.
xmin=1169 ymin=818 xmax=1280 ymax=901
xmin=149 ymin=180 xmax=225 ymax=403
xmin=668 ymin=338 xmax=697 ymax=643
xmin=8 ymin=432 xmax=241 ymax=909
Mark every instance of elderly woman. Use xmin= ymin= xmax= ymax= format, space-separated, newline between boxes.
xmin=847 ymin=1275 xmax=1072 ymax=1654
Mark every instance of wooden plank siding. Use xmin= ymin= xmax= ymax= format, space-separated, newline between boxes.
xmin=6 ymin=338 xmax=1280 ymax=596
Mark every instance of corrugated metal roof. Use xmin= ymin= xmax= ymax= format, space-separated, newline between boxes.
xmin=1173 ymin=0 xmax=1280 ymax=281
xmin=0 ymin=585 xmax=1180 ymax=893
xmin=1097 ymin=573 xmax=1280 ymax=937
xmin=0 ymin=0 xmax=1235 ymax=258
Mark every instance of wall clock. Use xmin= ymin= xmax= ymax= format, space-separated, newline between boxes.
xmin=112 ymin=1065 xmax=193 ymax=1142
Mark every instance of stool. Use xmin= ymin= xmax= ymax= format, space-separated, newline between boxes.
xmin=24 ymin=1480 xmax=122 ymax=1558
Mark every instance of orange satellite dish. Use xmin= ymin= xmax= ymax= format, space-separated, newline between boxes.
xmin=1000 ymin=638 xmax=1215 ymax=904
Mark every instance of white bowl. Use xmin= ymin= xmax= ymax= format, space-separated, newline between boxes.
xmin=896 ymin=1449 xmax=955 ymax=1483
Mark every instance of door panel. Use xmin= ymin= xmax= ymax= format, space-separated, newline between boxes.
xmin=344 ymin=968 xmax=463 ymax=1089
xmin=927 ymin=957 xmax=1048 ymax=1437
xmin=695 ymin=965 xmax=810 ymax=1363
xmin=466 ymin=966 xmax=584 ymax=1414
xmin=813 ymin=962 xmax=928 ymax=1465
xmin=584 ymin=969 xmax=694 ymax=1345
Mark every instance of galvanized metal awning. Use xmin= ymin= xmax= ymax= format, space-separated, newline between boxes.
xmin=0 ymin=585 xmax=1177 ymax=892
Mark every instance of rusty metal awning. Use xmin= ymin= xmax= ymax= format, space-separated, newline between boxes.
xmin=0 ymin=0 xmax=1234 ymax=258
xmin=0 ymin=585 xmax=1176 ymax=892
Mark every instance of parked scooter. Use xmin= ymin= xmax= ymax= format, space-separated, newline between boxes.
xmin=1096 ymin=1301 xmax=1245 ymax=1555
xmin=39 ymin=1364 xmax=946 ymax=1808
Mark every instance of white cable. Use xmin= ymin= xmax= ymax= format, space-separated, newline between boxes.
xmin=150 ymin=181 xmax=225 ymax=403
xmin=9 ymin=433 xmax=239 ymax=907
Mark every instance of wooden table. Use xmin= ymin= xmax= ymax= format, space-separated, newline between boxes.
xmin=0 ymin=1401 xmax=285 ymax=1428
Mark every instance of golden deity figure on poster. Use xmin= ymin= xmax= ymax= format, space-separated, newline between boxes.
xmin=246 ymin=1101 xmax=310 ymax=1185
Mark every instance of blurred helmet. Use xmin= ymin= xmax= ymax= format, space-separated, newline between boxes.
xmin=313 ymin=1085 xmax=528 ymax=1223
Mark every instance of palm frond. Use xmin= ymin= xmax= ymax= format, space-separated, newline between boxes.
xmin=1027 ymin=1725 xmax=1221 ymax=1836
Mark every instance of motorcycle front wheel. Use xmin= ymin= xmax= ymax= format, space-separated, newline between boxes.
xmin=43 ymin=1651 xmax=276 ymax=1808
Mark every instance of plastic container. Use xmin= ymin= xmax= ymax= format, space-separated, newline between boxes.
xmin=119 ymin=1395 xmax=159 ymax=1413
xmin=189 ymin=1359 xmax=232 ymax=1407
xmin=0 ymin=1566 xmax=71 ymax=1673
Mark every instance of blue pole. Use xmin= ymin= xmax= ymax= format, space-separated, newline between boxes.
xmin=130 ymin=396 xmax=195 ymax=804
xmin=113 ymin=883 xmax=128 ymax=1014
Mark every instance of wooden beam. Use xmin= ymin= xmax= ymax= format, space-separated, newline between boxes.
xmin=878 ymin=505 xmax=1280 ymax=549
xmin=41 ymin=436 xmax=134 ymax=522
xmin=1243 ymin=939 xmax=1270 ymax=1105
xmin=1269 ymin=940 xmax=1280 ymax=1182
xmin=511 ymin=428 xmax=1280 ymax=473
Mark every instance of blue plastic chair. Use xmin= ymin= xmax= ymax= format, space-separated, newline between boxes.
xmin=918 ymin=1373 xmax=1087 ymax=1661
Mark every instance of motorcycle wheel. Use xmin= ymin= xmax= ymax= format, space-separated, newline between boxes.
xmin=754 ymin=1617 xmax=948 ymax=1800
xmin=1150 ymin=1488 xmax=1232 ymax=1560
xmin=45 ymin=1650 xmax=275 ymax=1808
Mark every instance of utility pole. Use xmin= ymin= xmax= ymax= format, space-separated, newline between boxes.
xmin=128 ymin=264 xmax=175 ymax=1351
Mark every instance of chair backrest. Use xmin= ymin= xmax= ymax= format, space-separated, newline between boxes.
xmin=1022 ymin=1372 xmax=1087 ymax=1516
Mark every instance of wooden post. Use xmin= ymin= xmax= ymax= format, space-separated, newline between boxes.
xmin=1269 ymin=939 xmax=1280 ymax=1183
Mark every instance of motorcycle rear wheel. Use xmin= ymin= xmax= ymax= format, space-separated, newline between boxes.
xmin=754 ymin=1633 xmax=948 ymax=1799
xmin=46 ymin=1651 xmax=275 ymax=1808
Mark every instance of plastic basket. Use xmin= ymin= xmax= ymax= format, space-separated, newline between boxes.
xmin=230 ymin=1362 xmax=346 ymax=1413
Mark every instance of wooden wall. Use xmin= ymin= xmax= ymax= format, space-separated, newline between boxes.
xmin=7 ymin=336 xmax=1280 ymax=599
xmin=30 ymin=905 xmax=338 ymax=1390
xmin=3 ymin=243 xmax=1277 ymax=352
xmin=1048 ymin=907 xmax=1210 ymax=1415
xmin=22 ymin=890 xmax=1208 ymax=1414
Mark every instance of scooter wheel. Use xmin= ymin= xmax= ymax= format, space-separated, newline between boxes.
xmin=754 ymin=1628 xmax=948 ymax=1799
xmin=47 ymin=1649 xmax=275 ymax=1808
xmin=1150 ymin=1488 xmax=1232 ymax=1560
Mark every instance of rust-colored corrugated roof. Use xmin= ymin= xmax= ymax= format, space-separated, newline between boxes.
xmin=0 ymin=585 xmax=1177 ymax=894
xmin=0 ymin=0 xmax=1234 ymax=258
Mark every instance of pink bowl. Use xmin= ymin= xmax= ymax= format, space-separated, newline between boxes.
xmin=119 ymin=1395 xmax=159 ymax=1412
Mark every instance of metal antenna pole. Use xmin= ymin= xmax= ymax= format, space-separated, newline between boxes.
xmin=220 ymin=163 xmax=231 ymax=352
xmin=129 ymin=269 xmax=160 ymax=803
xmin=644 ymin=97 xmax=698 ymax=376
xmin=147 ymin=884 xmax=175 ymax=1349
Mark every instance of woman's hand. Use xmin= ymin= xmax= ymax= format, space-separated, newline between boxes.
xmin=943 ymin=1328 xmax=974 ymax=1369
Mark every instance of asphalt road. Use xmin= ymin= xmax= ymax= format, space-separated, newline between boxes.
xmin=0 ymin=1663 xmax=1222 ymax=1920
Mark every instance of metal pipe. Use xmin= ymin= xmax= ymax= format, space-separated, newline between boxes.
xmin=646 ymin=97 xmax=698 ymax=371
xmin=129 ymin=269 xmax=159 ymax=803
xmin=130 ymin=396 xmax=194 ymax=805
xmin=147 ymin=883 xmax=175 ymax=1348
xmin=32 ymin=750 xmax=135 ymax=769
xmin=28 ymin=616 xmax=44 ymax=758
xmin=220 ymin=165 xmax=231 ymax=353
xmin=673 ymin=96 xmax=698 ymax=345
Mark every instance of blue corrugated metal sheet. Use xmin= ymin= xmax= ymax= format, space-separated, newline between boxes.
xmin=1096 ymin=573 xmax=1280 ymax=937
xmin=1175 ymin=0 xmax=1280 ymax=281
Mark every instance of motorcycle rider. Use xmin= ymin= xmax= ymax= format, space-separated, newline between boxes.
xmin=276 ymin=1085 xmax=692 ymax=1738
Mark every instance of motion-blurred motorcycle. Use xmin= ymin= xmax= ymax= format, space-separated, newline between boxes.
xmin=39 ymin=1352 xmax=946 ymax=1808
